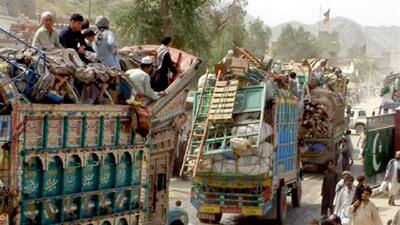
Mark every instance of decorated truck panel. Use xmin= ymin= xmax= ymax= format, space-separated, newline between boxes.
xmin=0 ymin=102 xmax=148 ymax=225
xmin=363 ymin=113 xmax=395 ymax=187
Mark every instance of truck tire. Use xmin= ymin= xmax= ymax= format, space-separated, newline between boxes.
xmin=291 ymin=180 xmax=302 ymax=207
xmin=198 ymin=213 xmax=222 ymax=224
xmin=355 ymin=124 xmax=366 ymax=135
xmin=171 ymin=221 xmax=184 ymax=225
xmin=276 ymin=184 xmax=288 ymax=224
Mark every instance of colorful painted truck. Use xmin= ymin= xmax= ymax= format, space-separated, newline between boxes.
xmin=180 ymin=55 xmax=301 ymax=224
xmin=363 ymin=112 xmax=396 ymax=187
xmin=0 ymin=83 xmax=149 ymax=225
xmin=0 ymin=42 xmax=201 ymax=225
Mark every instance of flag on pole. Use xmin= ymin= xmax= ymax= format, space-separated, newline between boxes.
xmin=323 ymin=9 xmax=330 ymax=24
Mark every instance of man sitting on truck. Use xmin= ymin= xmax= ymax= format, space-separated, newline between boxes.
xmin=126 ymin=56 xmax=165 ymax=106
xmin=59 ymin=13 xmax=90 ymax=63
xmin=32 ymin=11 xmax=63 ymax=51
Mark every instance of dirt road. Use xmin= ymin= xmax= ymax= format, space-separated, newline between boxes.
xmin=169 ymin=133 xmax=397 ymax=225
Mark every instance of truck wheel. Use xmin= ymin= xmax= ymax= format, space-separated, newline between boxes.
xmin=291 ymin=180 xmax=302 ymax=207
xmin=171 ymin=221 xmax=184 ymax=225
xmin=198 ymin=213 xmax=222 ymax=224
xmin=276 ymin=185 xmax=288 ymax=224
xmin=355 ymin=124 xmax=366 ymax=135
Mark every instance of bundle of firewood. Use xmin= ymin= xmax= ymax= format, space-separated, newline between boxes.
xmin=300 ymin=87 xmax=346 ymax=139
xmin=300 ymin=101 xmax=334 ymax=139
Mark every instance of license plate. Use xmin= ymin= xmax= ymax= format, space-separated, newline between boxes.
xmin=242 ymin=207 xmax=263 ymax=216
xmin=199 ymin=205 xmax=221 ymax=214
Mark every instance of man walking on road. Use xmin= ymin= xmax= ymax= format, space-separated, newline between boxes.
xmin=349 ymin=186 xmax=383 ymax=225
xmin=321 ymin=160 xmax=340 ymax=220
xmin=382 ymin=151 xmax=400 ymax=206
xmin=334 ymin=175 xmax=355 ymax=225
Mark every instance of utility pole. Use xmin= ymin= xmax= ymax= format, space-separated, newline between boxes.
xmin=367 ymin=61 xmax=372 ymax=100
xmin=318 ymin=5 xmax=322 ymax=32
xmin=88 ymin=0 xmax=91 ymax=20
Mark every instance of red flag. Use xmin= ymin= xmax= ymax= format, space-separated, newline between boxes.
xmin=323 ymin=9 xmax=330 ymax=24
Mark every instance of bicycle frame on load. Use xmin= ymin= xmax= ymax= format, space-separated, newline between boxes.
xmin=190 ymin=83 xmax=299 ymax=218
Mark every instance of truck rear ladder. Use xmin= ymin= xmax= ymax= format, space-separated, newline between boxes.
xmin=180 ymin=71 xmax=239 ymax=177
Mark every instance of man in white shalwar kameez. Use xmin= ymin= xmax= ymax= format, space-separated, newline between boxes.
xmin=126 ymin=56 xmax=165 ymax=106
xmin=333 ymin=170 xmax=352 ymax=207
xmin=334 ymin=175 xmax=355 ymax=225
xmin=349 ymin=186 xmax=383 ymax=225
xmin=383 ymin=151 xmax=400 ymax=205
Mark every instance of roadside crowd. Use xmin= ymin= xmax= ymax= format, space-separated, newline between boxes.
xmin=313 ymin=150 xmax=400 ymax=225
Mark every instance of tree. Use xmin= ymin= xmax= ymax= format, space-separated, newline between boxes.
xmin=111 ymin=0 xmax=216 ymax=58
xmin=110 ymin=0 xmax=248 ymax=65
xmin=244 ymin=18 xmax=272 ymax=59
xmin=207 ymin=0 xmax=248 ymax=63
xmin=272 ymin=25 xmax=320 ymax=61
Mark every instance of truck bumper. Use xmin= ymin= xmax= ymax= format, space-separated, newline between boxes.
xmin=192 ymin=200 xmax=273 ymax=216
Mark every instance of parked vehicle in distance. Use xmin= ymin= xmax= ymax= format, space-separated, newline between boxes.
xmin=348 ymin=107 xmax=367 ymax=134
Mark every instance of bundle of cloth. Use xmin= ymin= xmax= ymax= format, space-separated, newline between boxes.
xmin=200 ymin=112 xmax=274 ymax=176
xmin=0 ymin=47 xmax=129 ymax=105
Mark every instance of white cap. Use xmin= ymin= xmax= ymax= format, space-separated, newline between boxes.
xmin=141 ymin=56 xmax=153 ymax=65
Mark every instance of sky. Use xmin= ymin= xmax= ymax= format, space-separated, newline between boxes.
xmin=246 ymin=0 xmax=400 ymax=27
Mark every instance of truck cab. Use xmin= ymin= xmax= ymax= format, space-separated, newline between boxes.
xmin=348 ymin=107 xmax=367 ymax=134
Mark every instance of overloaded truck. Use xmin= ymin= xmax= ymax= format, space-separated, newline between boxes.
xmin=180 ymin=51 xmax=301 ymax=224
xmin=284 ymin=60 xmax=349 ymax=170
xmin=0 ymin=30 xmax=201 ymax=225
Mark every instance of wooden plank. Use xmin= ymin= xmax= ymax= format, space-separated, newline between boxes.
xmin=215 ymin=80 xmax=239 ymax=87
xmin=211 ymin=98 xmax=235 ymax=104
xmin=209 ymin=114 xmax=234 ymax=120
xmin=215 ymin=81 xmax=228 ymax=86
xmin=210 ymin=103 xmax=235 ymax=109
xmin=213 ymin=86 xmax=238 ymax=92
xmin=209 ymin=109 xmax=234 ymax=114
xmin=212 ymin=92 xmax=237 ymax=98
xmin=210 ymin=119 xmax=234 ymax=124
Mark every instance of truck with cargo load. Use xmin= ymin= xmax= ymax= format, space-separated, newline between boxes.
xmin=281 ymin=60 xmax=348 ymax=170
xmin=0 ymin=29 xmax=202 ymax=225
xmin=362 ymin=71 xmax=400 ymax=187
xmin=180 ymin=51 xmax=301 ymax=224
